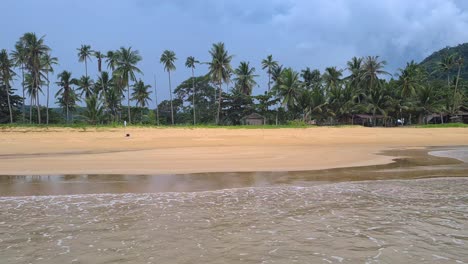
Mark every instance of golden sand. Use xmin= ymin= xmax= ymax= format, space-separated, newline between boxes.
xmin=0 ymin=127 xmax=467 ymax=175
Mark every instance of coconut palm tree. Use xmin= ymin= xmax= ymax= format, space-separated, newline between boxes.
xmin=437 ymin=53 xmax=456 ymax=87
xmin=55 ymin=71 xmax=78 ymax=123
xmin=273 ymin=68 xmax=302 ymax=109
xmin=185 ymin=56 xmax=199 ymax=125
xmin=398 ymin=61 xmax=423 ymax=97
xmin=131 ymin=79 xmax=152 ymax=122
xmin=41 ymin=53 xmax=58 ymax=124
xmin=10 ymin=42 xmax=28 ymax=122
xmin=345 ymin=57 xmax=363 ymax=89
xmin=261 ymin=55 xmax=278 ymax=92
xmin=114 ymin=47 xmax=142 ymax=124
xmin=361 ymin=56 xmax=390 ymax=92
xmin=77 ymin=44 xmax=92 ymax=78
xmin=106 ymin=50 xmax=118 ymax=71
xmin=0 ymin=49 xmax=16 ymax=123
xmin=20 ymin=32 xmax=50 ymax=124
xmin=323 ymin=67 xmax=342 ymax=91
xmin=208 ymin=42 xmax=233 ymax=124
xmin=233 ymin=61 xmax=258 ymax=95
xmin=454 ymin=55 xmax=464 ymax=104
xmin=160 ymin=50 xmax=177 ymax=125
xmin=83 ymin=95 xmax=103 ymax=125
xmin=93 ymin=51 xmax=105 ymax=73
xmin=76 ymin=76 xmax=94 ymax=99
xmin=24 ymin=73 xmax=44 ymax=123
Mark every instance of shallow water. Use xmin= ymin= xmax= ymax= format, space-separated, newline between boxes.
xmin=0 ymin=147 xmax=467 ymax=263
xmin=1 ymin=178 xmax=467 ymax=264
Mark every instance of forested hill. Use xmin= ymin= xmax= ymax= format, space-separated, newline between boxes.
xmin=420 ymin=43 xmax=468 ymax=80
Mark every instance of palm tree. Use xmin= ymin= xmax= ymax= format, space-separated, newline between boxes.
xmin=83 ymin=95 xmax=103 ymax=125
xmin=41 ymin=53 xmax=58 ymax=124
xmin=233 ymin=61 xmax=258 ymax=95
xmin=208 ymin=42 xmax=233 ymax=124
xmin=185 ymin=56 xmax=199 ymax=125
xmin=0 ymin=49 xmax=16 ymax=123
xmin=55 ymin=71 xmax=78 ymax=123
xmin=24 ymin=73 xmax=44 ymax=123
xmin=398 ymin=61 xmax=423 ymax=97
xmin=10 ymin=42 xmax=27 ymax=122
xmin=323 ymin=67 xmax=342 ymax=90
xmin=76 ymin=76 xmax=94 ymax=99
xmin=114 ymin=47 xmax=142 ymax=124
xmin=77 ymin=44 xmax=92 ymax=78
xmin=273 ymin=68 xmax=302 ymax=109
xmin=106 ymin=50 xmax=118 ymax=71
xmin=94 ymin=51 xmax=105 ymax=72
xmin=346 ymin=57 xmax=363 ymax=90
xmin=95 ymin=71 xmax=112 ymax=99
xmin=361 ymin=56 xmax=390 ymax=92
xmin=454 ymin=55 xmax=464 ymax=104
xmin=131 ymin=79 xmax=152 ymax=122
xmin=20 ymin=32 xmax=50 ymax=124
xmin=261 ymin=55 xmax=278 ymax=92
xmin=437 ymin=53 xmax=456 ymax=87
xmin=160 ymin=50 xmax=177 ymax=125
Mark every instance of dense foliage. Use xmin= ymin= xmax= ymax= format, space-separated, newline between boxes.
xmin=1 ymin=32 xmax=467 ymax=126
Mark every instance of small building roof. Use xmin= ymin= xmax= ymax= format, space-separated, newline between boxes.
xmin=355 ymin=114 xmax=385 ymax=119
xmin=242 ymin=113 xmax=265 ymax=119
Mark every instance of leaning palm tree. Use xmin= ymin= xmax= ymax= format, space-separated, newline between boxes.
xmin=261 ymin=55 xmax=278 ymax=92
xmin=185 ymin=56 xmax=199 ymax=125
xmin=114 ymin=47 xmax=142 ymax=124
xmin=55 ymin=71 xmax=78 ymax=123
xmin=131 ymin=79 xmax=152 ymax=122
xmin=20 ymin=32 xmax=50 ymax=124
xmin=10 ymin=42 xmax=28 ymax=122
xmin=41 ymin=53 xmax=58 ymax=125
xmin=273 ymin=68 xmax=302 ymax=109
xmin=233 ymin=61 xmax=258 ymax=95
xmin=160 ymin=50 xmax=177 ymax=124
xmin=77 ymin=44 xmax=92 ymax=78
xmin=208 ymin=42 xmax=233 ymax=124
xmin=0 ymin=49 xmax=16 ymax=123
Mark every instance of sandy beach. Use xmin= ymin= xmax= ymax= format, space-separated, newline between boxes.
xmin=0 ymin=127 xmax=467 ymax=175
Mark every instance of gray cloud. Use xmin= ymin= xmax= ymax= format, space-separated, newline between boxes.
xmin=1 ymin=0 xmax=468 ymax=107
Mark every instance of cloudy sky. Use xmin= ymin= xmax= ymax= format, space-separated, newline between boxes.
xmin=2 ymin=0 xmax=468 ymax=107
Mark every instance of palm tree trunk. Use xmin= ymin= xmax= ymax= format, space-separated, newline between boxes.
xmin=454 ymin=64 xmax=462 ymax=109
xmin=21 ymin=66 xmax=25 ymax=123
xmin=85 ymin=59 xmax=88 ymax=79
xmin=127 ymin=84 xmax=131 ymax=124
xmin=66 ymin=104 xmax=69 ymax=124
xmin=29 ymin=95 xmax=33 ymax=124
xmin=169 ymin=71 xmax=174 ymax=125
xmin=154 ymin=75 xmax=159 ymax=126
xmin=192 ymin=68 xmax=196 ymax=125
xmin=36 ymin=88 xmax=41 ymax=124
xmin=46 ymin=72 xmax=50 ymax=125
xmin=6 ymin=84 xmax=13 ymax=124
xmin=216 ymin=82 xmax=222 ymax=125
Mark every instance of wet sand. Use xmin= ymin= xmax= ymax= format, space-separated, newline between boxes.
xmin=0 ymin=127 xmax=467 ymax=175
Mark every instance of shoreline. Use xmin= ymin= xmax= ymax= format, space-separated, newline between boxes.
xmin=0 ymin=127 xmax=467 ymax=176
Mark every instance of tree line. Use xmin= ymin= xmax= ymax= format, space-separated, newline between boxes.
xmin=0 ymin=32 xmax=467 ymax=126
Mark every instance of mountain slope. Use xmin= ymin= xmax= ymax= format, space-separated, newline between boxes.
xmin=420 ymin=43 xmax=468 ymax=81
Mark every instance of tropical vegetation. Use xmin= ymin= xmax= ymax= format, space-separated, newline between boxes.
xmin=1 ymin=32 xmax=467 ymax=126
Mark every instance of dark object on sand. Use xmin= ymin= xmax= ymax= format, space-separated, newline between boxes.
xmin=126 ymin=134 xmax=130 ymax=137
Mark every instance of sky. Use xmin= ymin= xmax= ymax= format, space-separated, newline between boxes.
xmin=2 ymin=0 xmax=468 ymax=108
